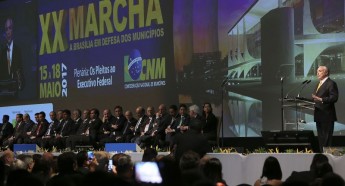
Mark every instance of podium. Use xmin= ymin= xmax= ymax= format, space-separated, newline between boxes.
xmin=0 ymin=79 xmax=18 ymax=96
xmin=282 ymin=97 xmax=315 ymax=131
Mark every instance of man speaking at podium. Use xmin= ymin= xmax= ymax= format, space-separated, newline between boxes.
xmin=0 ymin=17 xmax=24 ymax=91
xmin=312 ymin=66 xmax=338 ymax=152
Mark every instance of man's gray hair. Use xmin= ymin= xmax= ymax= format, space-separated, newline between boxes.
xmin=189 ymin=104 xmax=200 ymax=115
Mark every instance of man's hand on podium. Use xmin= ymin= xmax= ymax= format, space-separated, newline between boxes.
xmin=312 ymin=94 xmax=322 ymax=102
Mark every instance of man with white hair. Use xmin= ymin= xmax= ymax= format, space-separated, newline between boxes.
xmin=186 ymin=104 xmax=204 ymax=132
xmin=312 ymin=66 xmax=338 ymax=152
xmin=189 ymin=105 xmax=200 ymax=118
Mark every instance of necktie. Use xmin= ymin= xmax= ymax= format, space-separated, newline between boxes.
xmin=46 ymin=122 xmax=53 ymax=136
xmin=16 ymin=122 xmax=22 ymax=131
xmin=134 ymin=117 xmax=142 ymax=131
xmin=170 ymin=117 xmax=175 ymax=125
xmin=36 ymin=123 xmax=42 ymax=136
xmin=177 ymin=116 xmax=184 ymax=128
xmin=61 ymin=121 xmax=67 ymax=134
xmin=123 ymin=121 xmax=130 ymax=135
xmin=144 ymin=118 xmax=152 ymax=132
xmin=7 ymin=45 xmax=10 ymax=74
xmin=82 ymin=119 xmax=89 ymax=133
xmin=316 ymin=82 xmax=322 ymax=92
xmin=0 ymin=123 xmax=6 ymax=135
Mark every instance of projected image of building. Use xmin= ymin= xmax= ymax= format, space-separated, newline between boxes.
xmin=226 ymin=0 xmax=345 ymax=136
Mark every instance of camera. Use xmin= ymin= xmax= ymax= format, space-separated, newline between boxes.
xmin=108 ymin=159 xmax=113 ymax=172
xmin=87 ymin=151 xmax=94 ymax=160
xmin=134 ymin=162 xmax=162 ymax=184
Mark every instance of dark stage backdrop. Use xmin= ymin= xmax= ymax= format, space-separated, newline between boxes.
xmin=0 ymin=0 xmax=344 ymax=137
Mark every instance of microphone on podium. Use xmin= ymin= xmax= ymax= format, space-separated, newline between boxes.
xmin=297 ymin=80 xmax=311 ymax=97
xmin=285 ymin=80 xmax=308 ymax=98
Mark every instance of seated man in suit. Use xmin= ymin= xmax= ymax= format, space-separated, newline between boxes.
xmin=130 ymin=106 xmax=147 ymax=143
xmin=18 ymin=113 xmax=35 ymax=144
xmin=0 ymin=115 xmax=13 ymax=146
xmin=136 ymin=106 xmax=156 ymax=148
xmin=68 ymin=108 xmax=103 ymax=149
xmin=118 ymin=110 xmax=137 ymax=142
xmin=98 ymin=106 xmax=126 ymax=148
xmin=3 ymin=113 xmax=25 ymax=149
xmin=164 ymin=105 xmax=179 ymax=147
xmin=40 ymin=111 xmax=59 ymax=150
xmin=150 ymin=104 xmax=171 ymax=148
xmin=52 ymin=109 xmax=75 ymax=150
xmin=187 ymin=104 xmax=204 ymax=131
xmin=109 ymin=106 xmax=126 ymax=138
xmin=98 ymin=109 xmax=116 ymax=144
xmin=24 ymin=111 xmax=49 ymax=145
xmin=87 ymin=108 xmax=103 ymax=149
xmin=165 ymin=104 xmax=191 ymax=146
xmin=71 ymin=109 xmax=83 ymax=135
xmin=66 ymin=109 xmax=91 ymax=150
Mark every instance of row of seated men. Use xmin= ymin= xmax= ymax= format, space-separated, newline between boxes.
xmin=0 ymin=103 xmax=218 ymax=151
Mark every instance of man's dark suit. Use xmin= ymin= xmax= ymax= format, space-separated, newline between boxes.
xmin=17 ymin=119 xmax=35 ymax=144
xmin=75 ymin=118 xmax=90 ymax=135
xmin=24 ymin=119 xmax=49 ymax=144
xmin=98 ymin=115 xmax=127 ymax=147
xmin=13 ymin=121 xmax=26 ymax=141
xmin=173 ymin=114 xmax=190 ymax=131
xmin=3 ymin=120 xmax=26 ymax=149
xmin=165 ymin=114 xmax=191 ymax=148
xmin=65 ymin=118 xmax=90 ymax=150
xmin=2 ymin=121 xmax=18 ymax=148
xmin=120 ymin=117 xmax=138 ymax=142
xmin=130 ymin=115 xmax=148 ymax=143
xmin=40 ymin=119 xmax=59 ymax=149
xmin=136 ymin=117 xmax=155 ymax=148
xmin=72 ymin=118 xmax=83 ymax=135
xmin=0 ymin=43 xmax=24 ymax=89
xmin=109 ymin=115 xmax=126 ymax=137
xmin=190 ymin=114 xmax=204 ymax=127
xmin=0 ymin=122 xmax=13 ymax=145
xmin=98 ymin=115 xmax=116 ymax=141
xmin=88 ymin=117 xmax=102 ymax=147
xmin=134 ymin=115 xmax=147 ymax=132
xmin=55 ymin=118 xmax=75 ymax=137
xmin=173 ymin=129 xmax=211 ymax=163
xmin=313 ymin=78 xmax=338 ymax=151
xmin=153 ymin=113 xmax=171 ymax=147
xmin=53 ymin=118 xmax=75 ymax=149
